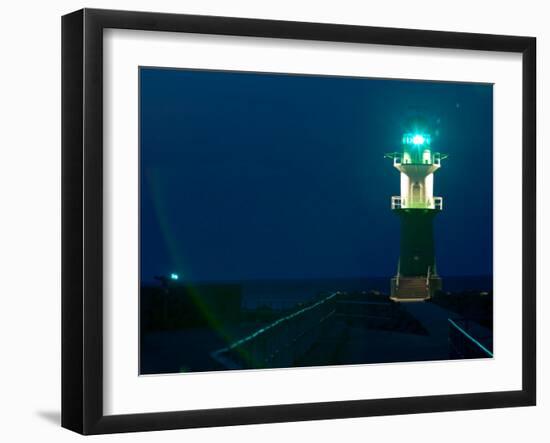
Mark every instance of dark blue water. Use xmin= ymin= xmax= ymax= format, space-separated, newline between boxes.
xmin=241 ymin=275 xmax=492 ymax=309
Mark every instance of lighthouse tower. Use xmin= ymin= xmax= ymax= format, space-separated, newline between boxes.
xmin=385 ymin=123 xmax=447 ymax=301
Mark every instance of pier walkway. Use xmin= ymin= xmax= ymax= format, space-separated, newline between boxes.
xmin=211 ymin=292 xmax=493 ymax=370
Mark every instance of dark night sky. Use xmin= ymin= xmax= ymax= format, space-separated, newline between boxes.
xmin=140 ymin=68 xmax=493 ymax=283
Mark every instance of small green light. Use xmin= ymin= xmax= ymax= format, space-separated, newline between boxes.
xmin=170 ymin=273 xmax=179 ymax=280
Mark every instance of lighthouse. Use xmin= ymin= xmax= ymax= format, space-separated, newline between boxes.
xmin=385 ymin=122 xmax=447 ymax=301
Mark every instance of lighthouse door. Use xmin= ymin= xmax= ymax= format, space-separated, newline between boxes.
xmin=412 ymin=183 xmax=423 ymax=207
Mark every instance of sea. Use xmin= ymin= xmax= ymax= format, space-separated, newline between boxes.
xmin=240 ymin=275 xmax=492 ymax=309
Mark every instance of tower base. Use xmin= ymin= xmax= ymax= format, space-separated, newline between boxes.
xmin=390 ymin=276 xmax=442 ymax=302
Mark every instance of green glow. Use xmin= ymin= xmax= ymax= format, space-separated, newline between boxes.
xmin=170 ymin=273 xmax=179 ymax=280
xmin=145 ymin=170 xmax=248 ymax=362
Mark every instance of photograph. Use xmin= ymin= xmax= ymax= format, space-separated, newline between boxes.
xmin=138 ymin=67 xmax=494 ymax=375
xmin=0 ymin=0 xmax=543 ymax=439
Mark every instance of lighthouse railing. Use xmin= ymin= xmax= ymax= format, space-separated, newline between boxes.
xmin=391 ymin=196 xmax=403 ymax=209
xmin=393 ymin=196 xmax=442 ymax=210
xmin=393 ymin=154 xmax=402 ymax=166
xmin=210 ymin=292 xmax=341 ymax=369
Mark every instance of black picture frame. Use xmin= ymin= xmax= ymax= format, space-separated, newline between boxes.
xmin=62 ymin=8 xmax=536 ymax=435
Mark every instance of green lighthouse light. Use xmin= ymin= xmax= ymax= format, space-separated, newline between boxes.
xmin=412 ymin=134 xmax=425 ymax=145
xmin=402 ymin=132 xmax=431 ymax=146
